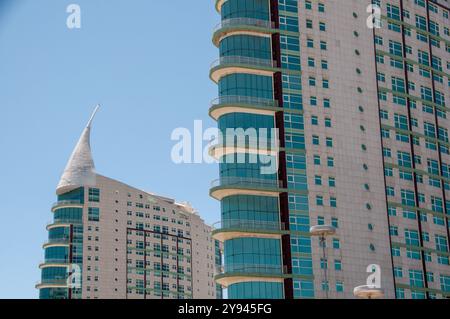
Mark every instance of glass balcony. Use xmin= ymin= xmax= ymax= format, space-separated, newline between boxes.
xmin=211 ymin=56 xmax=277 ymax=70
xmin=213 ymin=18 xmax=275 ymax=45
xmin=43 ymin=237 xmax=71 ymax=247
xmin=212 ymin=219 xmax=286 ymax=241
xmin=36 ymin=278 xmax=68 ymax=289
xmin=41 ymin=258 xmax=69 ymax=265
xmin=210 ymin=177 xmax=283 ymax=200
xmin=214 ymin=219 xmax=285 ymax=231
xmin=212 ymin=95 xmax=278 ymax=108
xmin=209 ymin=95 xmax=279 ymax=120
xmin=46 ymin=219 xmax=82 ymax=230
xmin=51 ymin=200 xmax=83 ymax=212
xmin=215 ymin=263 xmax=287 ymax=287
xmin=210 ymin=56 xmax=278 ymax=83
xmin=211 ymin=177 xmax=282 ymax=189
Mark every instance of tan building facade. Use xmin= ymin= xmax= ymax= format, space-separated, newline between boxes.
xmin=210 ymin=0 xmax=449 ymax=299
xmin=37 ymin=109 xmax=219 ymax=299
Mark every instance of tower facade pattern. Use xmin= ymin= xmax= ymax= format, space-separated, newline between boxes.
xmin=210 ymin=0 xmax=450 ymax=299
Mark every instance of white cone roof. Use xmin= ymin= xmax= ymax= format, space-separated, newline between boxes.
xmin=56 ymin=105 xmax=100 ymax=195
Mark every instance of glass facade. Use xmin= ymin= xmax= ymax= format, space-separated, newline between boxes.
xmin=211 ymin=0 xmax=314 ymax=299
xmin=39 ymin=187 xmax=84 ymax=299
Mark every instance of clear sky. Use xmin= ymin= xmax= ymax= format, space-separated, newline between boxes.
xmin=0 ymin=0 xmax=220 ymax=298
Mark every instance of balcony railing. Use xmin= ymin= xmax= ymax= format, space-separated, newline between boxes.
xmin=210 ymin=56 xmax=278 ymax=70
xmin=47 ymin=219 xmax=83 ymax=227
xmin=212 ymin=219 xmax=286 ymax=232
xmin=216 ymin=263 xmax=287 ymax=276
xmin=42 ymin=259 xmax=69 ymax=264
xmin=51 ymin=200 xmax=83 ymax=210
xmin=211 ymin=177 xmax=283 ymax=189
xmin=211 ymin=95 xmax=278 ymax=108
xmin=44 ymin=237 xmax=71 ymax=246
xmin=37 ymin=278 xmax=68 ymax=286
xmin=213 ymin=17 xmax=274 ymax=33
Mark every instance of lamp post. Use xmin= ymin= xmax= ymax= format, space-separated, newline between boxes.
xmin=310 ymin=225 xmax=336 ymax=299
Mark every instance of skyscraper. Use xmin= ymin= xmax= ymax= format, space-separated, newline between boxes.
xmin=37 ymin=107 xmax=219 ymax=299
xmin=210 ymin=0 xmax=450 ymax=299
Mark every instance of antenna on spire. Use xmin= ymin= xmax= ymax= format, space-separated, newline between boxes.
xmin=86 ymin=104 xmax=101 ymax=128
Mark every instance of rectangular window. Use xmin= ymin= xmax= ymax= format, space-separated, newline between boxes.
xmin=88 ymin=188 xmax=100 ymax=202
xmin=88 ymin=207 xmax=100 ymax=222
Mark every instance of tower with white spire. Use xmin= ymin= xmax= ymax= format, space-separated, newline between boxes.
xmin=37 ymin=107 xmax=220 ymax=299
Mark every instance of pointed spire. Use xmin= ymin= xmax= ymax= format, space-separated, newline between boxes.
xmin=56 ymin=105 xmax=100 ymax=195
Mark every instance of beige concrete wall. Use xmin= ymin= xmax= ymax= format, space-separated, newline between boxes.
xmin=79 ymin=174 xmax=217 ymax=299
xmin=298 ymin=0 xmax=395 ymax=298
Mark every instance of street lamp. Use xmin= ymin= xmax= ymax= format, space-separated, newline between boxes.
xmin=310 ymin=225 xmax=336 ymax=299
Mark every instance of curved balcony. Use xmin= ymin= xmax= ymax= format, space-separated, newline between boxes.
xmin=39 ymin=259 xmax=70 ymax=269
xmin=215 ymin=263 xmax=287 ymax=287
xmin=46 ymin=219 xmax=82 ymax=230
xmin=212 ymin=219 xmax=286 ymax=241
xmin=215 ymin=0 xmax=226 ymax=13
xmin=35 ymin=278 xmax=68 ymax=289
xmin=213 ymin=18 xmax=275 ymax=46
xmin=209 ymin=134 xmax=279 ymax=159
xmin=209 ymin=95 xmax=279 ymax=120
xmin=42 ymin=237 xmax=71 ymax=249
xmin=210 ymin=177 xmax=283 ymax=200
xmin=210 ymin=56 xmax=278 ymax=83
xmin=51 ymin=200 xmax=83 ymax=212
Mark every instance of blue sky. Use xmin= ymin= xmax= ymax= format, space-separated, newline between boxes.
xmin=0 ymin=0 xmax=220 ymax=298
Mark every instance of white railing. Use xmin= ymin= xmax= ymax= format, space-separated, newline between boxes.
xmin=51 ymin=200 xmax=83 ymax=210
xmin=210 ymin=55 xmax=277 ymax=69
xmin=47 ymin=219 xmax=83 ymax=227
xmin=40 ymin=259 xmax=69 ymax=265
xmin=211 ymin=177 xmax=283 ymax=189
xmin=44 ymin=238 xmax=70 ymax=245
xmin=216 ymin=263 xmax=287 ymax=276
xmin=212 ymin=219 xmax=285 ymax=231
xmin=211 ymin=95 xmax=278 ymax=108
xmin=213 ymin=17 xmax=274 ymax=33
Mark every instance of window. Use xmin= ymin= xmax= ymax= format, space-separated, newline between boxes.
xmin=318 ymin=3 xmax=325 ymax=12
xmin=314 ymin=175 xmax=322 ymax=186
xmin=319 ymin=22 xmax=326 ymax=31
xmin=328 ymin=177 xmax=336 ymax=187
xmin=316 ymin=196 xmax=324 ymax=206
xmin=409 ymin=269 xmax=424 ymax=288
xmin=332 ymin=238 xmax=340 ymax=249
xmin=88 ymin=207 xmax=100 ymax=222
xmin=334 ymin=260 xmax=342 ymax=271
xmin=327 ymin=157 xmax=334 ymax=167
xmin=331 ymin=218 xmax=338 ymax=228
xmin=404 ymin=229 xmax=420 ymax=246
xmin=88 ymin=188 xmax=100 ymax=202
xmin=313 ymin=155 xmax=321 ymax=165
xmin=330 ymin=197 xmax=337 ymax=208
xmin=312 ymin=135 xmax=319 ymax=145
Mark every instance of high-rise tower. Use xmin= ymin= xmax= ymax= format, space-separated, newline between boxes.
xmin=210 ymin=0 xmax=450 ymax=299
xmin=37 ymin=107 xmax=220 ymax=299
